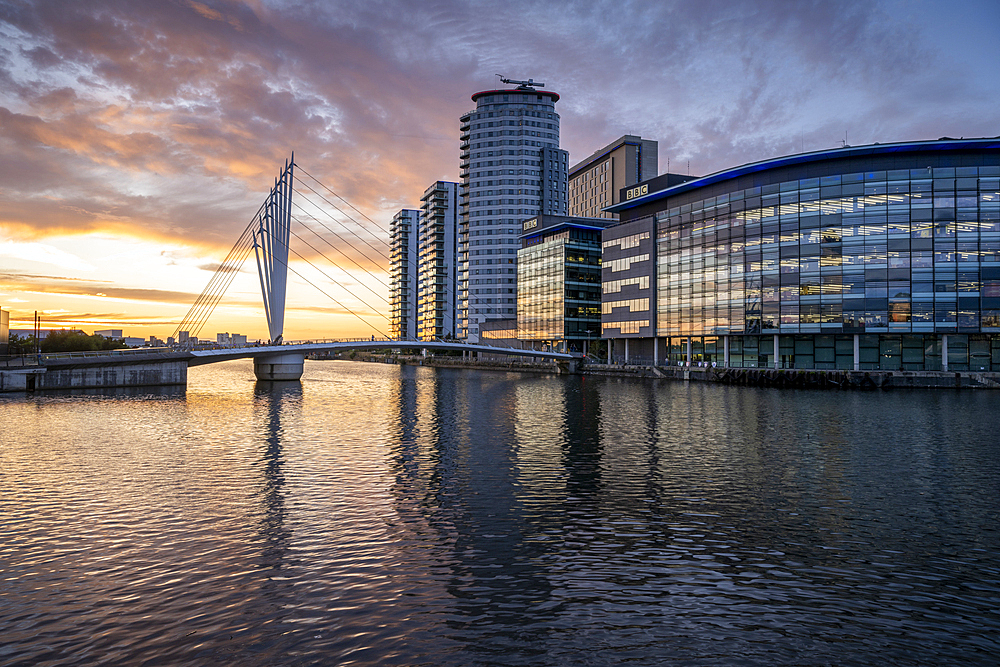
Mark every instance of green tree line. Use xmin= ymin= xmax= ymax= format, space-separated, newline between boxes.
xmin=7 ymin=330 xmax=128 ymax=354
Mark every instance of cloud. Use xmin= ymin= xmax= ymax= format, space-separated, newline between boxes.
xmin=1 ymin=0 xmax=998 ymax=256
xmin=0 ymin=239 xmax=96 ymax=271
xmin=0 ymin=270 xmax=200 ymax=304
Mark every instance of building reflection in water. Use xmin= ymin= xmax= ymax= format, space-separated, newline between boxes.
xmin=386 ymin=367 xmax=573 ymax=652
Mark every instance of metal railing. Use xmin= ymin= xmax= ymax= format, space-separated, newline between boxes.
xmin=39 ymin=347 xmax=177 ymax=360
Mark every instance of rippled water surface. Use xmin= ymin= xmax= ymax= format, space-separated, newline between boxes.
xmin=2 ymin=360 xmax=999 ymax=665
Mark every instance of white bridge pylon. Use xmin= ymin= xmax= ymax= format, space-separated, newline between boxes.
xmin=253 ymin=154 xmax=293 ymax=344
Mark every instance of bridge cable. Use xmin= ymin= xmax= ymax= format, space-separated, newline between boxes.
xmin=291 ymin=167 xmax=467 ymax=343
xmin=274 ymin=244 xmax=389 ymax=338
xmin=296 ymin=176 xmax=461 ymax=341
xmin=292 ymin=175 xmax=391 ymax=259
xmin=288 ymin=200 xmax=390 ymax=286
xmin=286 ymin=226 xmax=390 ymax=307
xmin=182 ymin=237 xmax=255 ymax=340
xmin=291 ymin=213 xmax=391 ymax=297
xmin=294 ymin=167 xmax=392 ymax=250
xmin=189 ymin=239 xmax=256 ymax=340
xmin=182 ymin=223 xmax=256 ymax=336
xmin=291 ymin=182 xmax=391 ymax=264
xmin=171 ymin=219 xmax=258 ymax=340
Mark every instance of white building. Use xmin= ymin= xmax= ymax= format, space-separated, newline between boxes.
xmin=389 ymin=209 xmax=420 ymax=340
xmin=418 ymin=181 xmax=460 ymax=340
xmin=95 ymin=329 xmax=123 ymax=339
xmin=458 ymin=79 xmax=568 ymax=342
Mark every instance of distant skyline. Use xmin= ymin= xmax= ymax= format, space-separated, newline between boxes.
xmin=2 ymin=0 xmax=998 ymax=339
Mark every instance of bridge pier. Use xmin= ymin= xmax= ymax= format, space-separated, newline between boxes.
xmin=253 ymin=352 xmax=305 ymax=381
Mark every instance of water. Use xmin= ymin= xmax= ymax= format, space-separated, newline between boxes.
xmin=1 ymin=360 xmax=999 ymax=666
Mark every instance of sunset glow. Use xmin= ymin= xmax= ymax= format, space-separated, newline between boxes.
xmin=2 ymin=0 xmax=998 ymax=340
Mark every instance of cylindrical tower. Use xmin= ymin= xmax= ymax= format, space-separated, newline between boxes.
xmin=458 ymin=83 xmax=567 ymax=342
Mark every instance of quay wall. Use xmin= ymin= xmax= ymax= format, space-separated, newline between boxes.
xmin=1 ymin=360 xmax=188 ymax=392
xmin=0 ymin=368 xmax=46 ymax=392
xmin=582 ymin=364 xmax=1000 ymax=389
xmin=352 ymin=354 xmax=1000 ymax=388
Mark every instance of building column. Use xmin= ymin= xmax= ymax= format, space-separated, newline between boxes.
xmin=942 ymin=334 xmax=949 ymax=372
xmin=773 ymin=333 xmax=780 ymax=369
xmin=608 ymin=339 xmax=613 ymax=364
xmin=853 ymin=334 xmax=860 ymax=371
xmin=653 ymin=337 xmax=659 ymax=367
xmin=686 ymin=337 xmax=692 ymax=367
xmin=624 ymin=338 xmax=630 ymax=365
xmin=723 ymin=335 xmax=730 ymax=367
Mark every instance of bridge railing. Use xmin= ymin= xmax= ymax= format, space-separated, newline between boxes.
xmin=279 ymin=338 xmax=400 ymax=345
xmin=276 ymin=337 xmax=534 ymax=350
xmin=185 ymin=338 xmax=576 ymax=359
xmin=39 ymin=347 xmax=177 ymax=361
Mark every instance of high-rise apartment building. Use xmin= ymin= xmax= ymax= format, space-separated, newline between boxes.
xmin=389 ymin=208 xmax=419 ymax=340
xmin=458 ymin=79 xmax=568 ymax=342
xmin=569 ymin=135 xmax=658 ymax=220
xmin=418 ymin=181 xmax=459 ymax=340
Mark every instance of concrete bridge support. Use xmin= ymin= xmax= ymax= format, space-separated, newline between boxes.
xmin=254 ymin=352 xmax=305 ymax=381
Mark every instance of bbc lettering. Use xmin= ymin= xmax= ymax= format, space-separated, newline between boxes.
xmin=625 ymin=184 xmax=648 ymax=200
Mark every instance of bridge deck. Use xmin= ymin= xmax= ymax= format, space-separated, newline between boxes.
xmin=17 ymin=341 xmax=578 ymax=369
xmin=189 ymin=340 xmax=579 ymax=366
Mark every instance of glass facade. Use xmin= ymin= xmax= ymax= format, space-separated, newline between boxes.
xmin=606 ymin=140 xmax=1000 ymax=371
xmin=518 ymin=221 xmax=604 ymax=349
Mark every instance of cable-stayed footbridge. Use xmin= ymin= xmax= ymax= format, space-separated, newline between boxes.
xmin=168 ymin=156 xmax=577 ymax=381
xmin=3 ymin=157 xmax=578 ymax=392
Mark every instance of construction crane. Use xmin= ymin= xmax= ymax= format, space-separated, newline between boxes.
xmin=496 ymin=75 xmax=545 ymax=90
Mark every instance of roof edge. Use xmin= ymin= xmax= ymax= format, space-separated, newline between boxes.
xmin=606 ymin=137 xmax=1000 ymax=213
xmin=471 ymin=88 xmax=560 ymax=103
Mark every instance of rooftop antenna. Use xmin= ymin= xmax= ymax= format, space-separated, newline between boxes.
xmin=496 ymin=74 xmax=545 ymax=90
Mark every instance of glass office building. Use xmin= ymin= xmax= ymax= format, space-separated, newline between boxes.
xmin=517 ymin=215 xmax=608 ymax=352
xmin=605 ymin=138 xmax=1000 ymax=371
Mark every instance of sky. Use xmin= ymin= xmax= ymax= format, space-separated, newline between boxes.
xmin=1 ymin=0 xmax=998 ymax=341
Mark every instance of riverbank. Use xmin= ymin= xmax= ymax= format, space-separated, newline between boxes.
xmin=360 ymin=354 xmax=1000 ymax=389
xmin=582 ymin=363 xmax=1000 ymax=389
xmin=346 ymin=352 xmax=569 ymax=375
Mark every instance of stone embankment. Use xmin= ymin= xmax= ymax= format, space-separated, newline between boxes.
xmin=353 ymin=353 xmax=567 ymax=374
xmin=1 ymin=351 xmax=191 ymax=392
xmin=581 ymin=363 xmax=1000 ymax=389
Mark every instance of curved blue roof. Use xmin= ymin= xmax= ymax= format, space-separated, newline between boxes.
xmin=606 ymin=137 xmax=1000 ymax=213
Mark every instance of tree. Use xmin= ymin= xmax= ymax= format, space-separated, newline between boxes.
xmin=6 ymin=332 xmax=36 ymax=355
xmin=38 ymin=330 xmax=128 ymax=353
